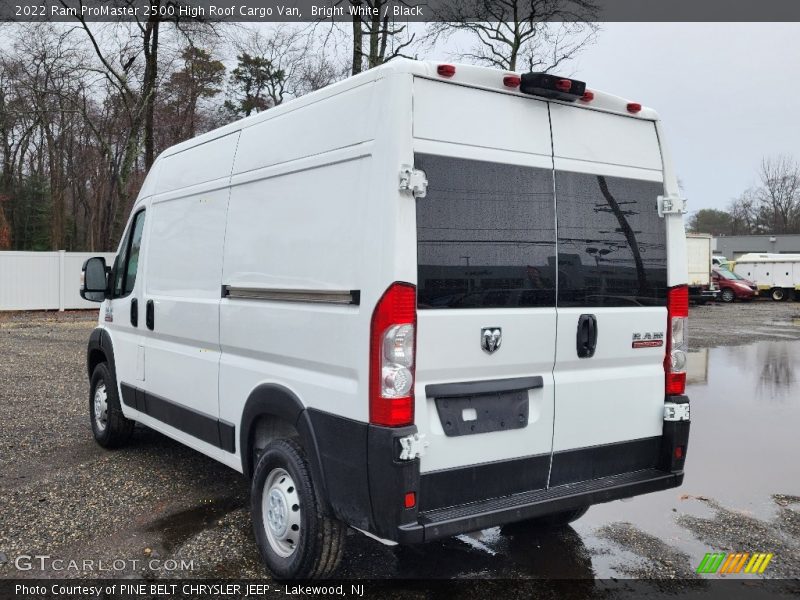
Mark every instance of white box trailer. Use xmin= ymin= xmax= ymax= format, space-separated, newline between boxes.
xmin=686 ymin=233 xmax=718 ymax=303
xmin=734 ymin=253 xmax=800 ymax=301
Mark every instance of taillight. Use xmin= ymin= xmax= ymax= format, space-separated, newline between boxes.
xmin=665 ymin=285 xmax=688 ymax=396
xmin=370 ymin=283 xmax=416 ymax=426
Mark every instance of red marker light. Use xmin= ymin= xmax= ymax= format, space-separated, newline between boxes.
xmin=503 ymin=75 xmax=521 ymax=88
xmin=404 ymin=492 xmax=416 ymax=508
xmin=556 ymin=79 xmax=572 ymax=92
xmin=437 ymin=64 xmax=456 ymax=78
xmin=581 ymin=90 xmax=595 ymax=102
xmin=674 ymin=446 xmax=684 ymax=460
xmin=627 ymin=102 xmax=642 ymax=114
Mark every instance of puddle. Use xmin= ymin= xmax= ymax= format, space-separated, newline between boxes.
xmin=146 ymin=496 xmax=244 ymax=553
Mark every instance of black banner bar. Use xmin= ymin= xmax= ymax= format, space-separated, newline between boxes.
xmin=4 ymin=0 xmax=800 ymax=23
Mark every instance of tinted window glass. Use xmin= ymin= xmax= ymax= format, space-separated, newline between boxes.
xmin=112 ymin=210 xmax=145 ymax=298
xmin=124 ymin=211 xmax=145 ymax=294
xmin=112 ymin=233 xmax=130 ymax=298
xmin=415 ymin=154 xmax=556 ymax=309
xmin=555 ymin=172 xmax=667 ymax=307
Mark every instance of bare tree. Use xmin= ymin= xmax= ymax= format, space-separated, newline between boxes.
xmin=430 ymin=0 xmax=599 ymax=72
xmin=347 ymin=0 xmax=419 ymax=75
xmin=756 ymin=155 xmax=800 ymax=234
xmin=728 ymin=189 xmax=758 ymax=235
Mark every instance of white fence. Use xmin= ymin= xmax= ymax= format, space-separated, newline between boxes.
xmin=0 ymin=251 xmax=116 ymax=311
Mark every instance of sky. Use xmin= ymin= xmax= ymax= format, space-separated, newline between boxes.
xmin=4 ymin=20 xmax=799 ymax=218
xmin=566 ymin=23 xmax=800 ymax=215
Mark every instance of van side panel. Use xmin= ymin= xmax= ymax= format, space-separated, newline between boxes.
xmin=143 ymin=187 xmax=229 ymax=421
xmin=219 ymin=81 xmax=383 ymax=450
xmin=232 ymin=82 xmax=376 ymax=176
xmin=219 ymin=157 xmax=369 ymax=426
xmin=136 ymin=133 xmax=238 ymax=461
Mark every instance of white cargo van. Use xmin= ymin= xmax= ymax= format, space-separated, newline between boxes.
xmin=79 ymin=59 xmax=691 ymax=579
xmin=734 ymin=253 xmax=800 ymax=301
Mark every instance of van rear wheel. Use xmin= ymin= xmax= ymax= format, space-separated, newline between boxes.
xmin=89 ymin=363 xmax=134 ymax=448
xmin=251 ymin=438 xmax=345 ymax=579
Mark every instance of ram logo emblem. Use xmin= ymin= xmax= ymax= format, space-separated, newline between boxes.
xmin=481 ymin=327 xmax=502 ymax=354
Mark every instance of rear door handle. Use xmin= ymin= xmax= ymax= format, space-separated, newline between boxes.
xmin=576 ymin=314 xmax=598 ymax=358
xmin=130 ymin=298 xmax=138 ymax=327
xmin=146 ymin=300 xmax=154 ymax=331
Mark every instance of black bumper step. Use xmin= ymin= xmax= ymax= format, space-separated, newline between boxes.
xmin=397 ymin=468 xmax=682 ymax=543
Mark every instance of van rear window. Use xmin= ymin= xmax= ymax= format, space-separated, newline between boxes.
xmin=415 ymin=154 xmax=556 ymax=309
xmin=555 ymin=171 xmax=667 ymax=307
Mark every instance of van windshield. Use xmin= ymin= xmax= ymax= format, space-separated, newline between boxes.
xmin=415 ymin=154 xmax=556 ymax=309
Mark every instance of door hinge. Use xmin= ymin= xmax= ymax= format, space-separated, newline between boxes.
xmin=657 ymin=194 xmax=687 ymax=217
xmin=398 ymin=432 xmax=429 ymax=461
xmin=399 ymin=165 xmax=428 ymax=198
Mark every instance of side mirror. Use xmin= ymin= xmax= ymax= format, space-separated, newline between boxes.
xmin=80 ymin=257 xmax=109 ymax=302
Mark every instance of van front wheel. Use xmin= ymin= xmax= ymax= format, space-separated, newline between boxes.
xmin=89 ymin=363 xmax=134 ymax=448
xmin=251 ymin=439 xmax=345 ymax=579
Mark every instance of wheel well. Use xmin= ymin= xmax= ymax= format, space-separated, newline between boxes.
xmin=88 ymin=349 xmax=107 ymax=378
xmin=249 ymin=415 xmax=300 ymax=470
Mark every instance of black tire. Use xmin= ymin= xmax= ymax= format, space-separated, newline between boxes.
xmin=89 ymin=363 xmax=134 ymax=448
xmin=502 ymin=506 xmax=590 ymax=534
xmin=720 ymin=288 xmax=736 ymax=303
xmin=251 ymin=438 xmax=345 ymax=579
xmin=771 ymin=288 xmax=786 ymax=301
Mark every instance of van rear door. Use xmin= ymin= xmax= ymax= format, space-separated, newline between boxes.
xmin=412 ymin=79 xmax=557 ymax=509
xmin=548 ymin=104 xmax=668 ymax=486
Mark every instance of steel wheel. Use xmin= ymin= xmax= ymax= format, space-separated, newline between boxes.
xmin=772 ymin=288 xmax=785 ymax=301
xmin=93 ymin=382 xmax=108 ymax=432
xmin=262 ymin=467 xmax=301 ymax=558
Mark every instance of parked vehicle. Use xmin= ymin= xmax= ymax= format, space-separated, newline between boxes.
xmin=712 ymin=268 xmax=757 ymax=302
xmin=687 ymin=233 xmax=719 ymax=304
xmin=78 ymin=60 xmax=691 ymax=579
xmin=734 ymin=253 xmax=800 ymax=301
xmin=712 ymin=255 xmax=729 ymax=268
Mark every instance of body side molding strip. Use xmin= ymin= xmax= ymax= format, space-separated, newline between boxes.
xmin=222 ymin=286 xmax=360 ymax=306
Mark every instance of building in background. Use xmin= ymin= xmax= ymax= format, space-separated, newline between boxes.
xmin=713 ymin=234 xmax=800 ymax=260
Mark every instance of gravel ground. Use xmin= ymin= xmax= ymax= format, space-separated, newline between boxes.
xmin=0 ymin=304 xmax=798 ymax=584
xmin=689 ymin=299 xmax=800 ymax=348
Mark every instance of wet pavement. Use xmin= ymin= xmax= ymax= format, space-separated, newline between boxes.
xmin=0 ymin=309 xmax=799 ymax=583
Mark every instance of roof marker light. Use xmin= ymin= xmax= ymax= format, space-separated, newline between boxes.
xmin=627 ymin=102 xmax=642 ymax=114
xmin=437 ymin=64 xmax=456 ymax=78
xmin=503 ymin=75 xmax=521 ymax=88
xmin=581 ymin=90 xmax=595 ymax=102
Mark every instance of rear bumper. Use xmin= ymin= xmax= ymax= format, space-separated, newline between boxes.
xmin=307 ymin=398 xmax=690 ymax=545
xmin=397 ymin=468 xmax=683 ymax=544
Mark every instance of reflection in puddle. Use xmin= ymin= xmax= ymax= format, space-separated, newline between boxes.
xmin=686 ymin=348 xmax=709 ymax=385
